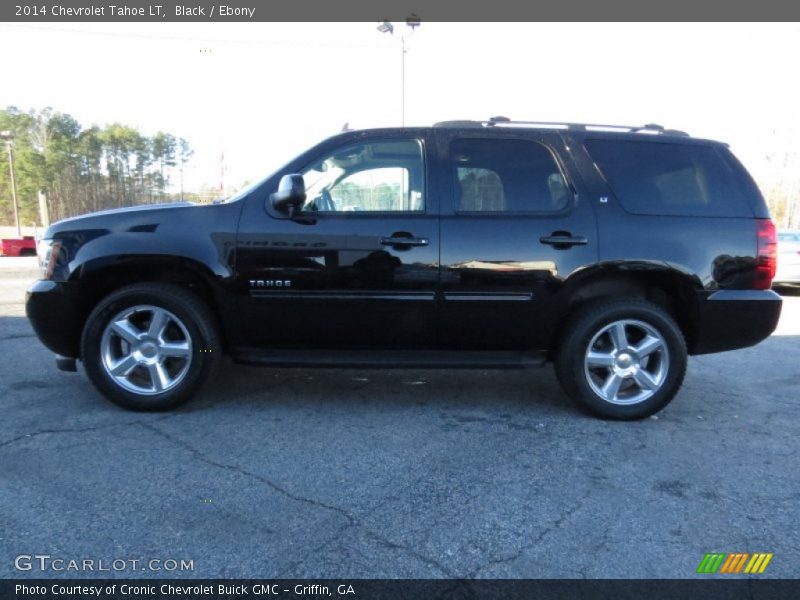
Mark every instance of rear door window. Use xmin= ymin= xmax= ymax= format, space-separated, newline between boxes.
xmin=584 ymin=139 xmax=753 ymax=217
xmin=451 ymin=138 xmax=571 ymax=213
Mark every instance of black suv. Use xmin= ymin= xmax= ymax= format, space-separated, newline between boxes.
xmin=26 ymin=118 xmax=782 ymax=419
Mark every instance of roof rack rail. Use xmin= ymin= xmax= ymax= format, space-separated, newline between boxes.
xmin=433 ymin=116 xmax=689 ymax=137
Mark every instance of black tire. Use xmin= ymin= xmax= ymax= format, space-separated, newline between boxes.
xmin=81 ymin=283 xmax=221 ymax=411
xmin=554 ymin=299 xmax=687 ymax=420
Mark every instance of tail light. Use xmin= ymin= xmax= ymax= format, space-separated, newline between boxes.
xmin=754 ymin=219 xmax=777 ymax=289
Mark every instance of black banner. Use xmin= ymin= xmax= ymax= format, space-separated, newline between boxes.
xmin=3 ymin=0 xmax=800 ymax=22
xmin=3 ymin=579 xmax=800 ymax=600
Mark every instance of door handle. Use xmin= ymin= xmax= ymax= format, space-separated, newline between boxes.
xmin=539 ymin=234 xmax=588 ymax=248
xmin=380 ymin=236 xmax=429 ymax=247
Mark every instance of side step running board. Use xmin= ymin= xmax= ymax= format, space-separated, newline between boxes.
xmin=230 ymin=348 xmax=548 ymax=369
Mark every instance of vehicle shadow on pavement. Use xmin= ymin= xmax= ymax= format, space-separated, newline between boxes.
xmin=5 ymin=312 xmax=799 ymax=420
xmin=193 ymin=359 xmax=579 ymax=417
xmin=0 ymin=314 xmax=578 ymax=417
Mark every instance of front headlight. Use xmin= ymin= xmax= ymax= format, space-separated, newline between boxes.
xmin=37 ymin=239 xmax=62 ymax=280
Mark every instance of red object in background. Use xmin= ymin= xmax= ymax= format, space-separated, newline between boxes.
xmin=0 ymin=236 xmax=36 ymax=257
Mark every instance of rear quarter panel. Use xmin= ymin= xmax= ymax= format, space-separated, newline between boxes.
xmin=566 ymin=134 xmax=759 ymax=291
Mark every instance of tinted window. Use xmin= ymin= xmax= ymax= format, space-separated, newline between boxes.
xmin=452 ymin=138 xmax=570 ymax=212
xmin=301 ymin=140 xmax=424 ymax=213
xmin=584 ymin=139 xmax=752 ymax=217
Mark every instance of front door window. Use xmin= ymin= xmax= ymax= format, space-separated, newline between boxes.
xmin=301 ymin=140 xmax=425 ymax=213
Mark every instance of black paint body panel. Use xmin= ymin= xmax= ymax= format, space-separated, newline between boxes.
xmin=25 ymin=126 xmax=781 ymax=361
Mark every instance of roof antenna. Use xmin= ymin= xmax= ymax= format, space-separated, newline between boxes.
xmin=341 ymin=122 xmax=351 ymax=132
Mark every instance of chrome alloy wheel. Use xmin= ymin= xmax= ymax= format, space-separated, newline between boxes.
xmin=583 ymin=319 xmax=669 ymax=406
xmin=100 ymin=305 xmax=193 ymax=395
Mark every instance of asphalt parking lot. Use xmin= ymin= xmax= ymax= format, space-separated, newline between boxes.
xmin=1 ymin=256 xmax=799 ymax=579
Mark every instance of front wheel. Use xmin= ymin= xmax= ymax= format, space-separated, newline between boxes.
xmin=554 ymin=299 xmax=687 ymax=420
xmin=81 ymin=283 xmax=221 ymax=411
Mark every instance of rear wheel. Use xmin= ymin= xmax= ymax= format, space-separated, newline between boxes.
xmin=82 ymin=283 xmax=220 ymax=411
xmin=554 ymin=299 xmax=687 ymax=420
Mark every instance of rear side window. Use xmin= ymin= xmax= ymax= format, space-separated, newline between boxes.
xmin=584 ymin=139 xmax=753 ymax=217
xmin=451 ymin=138 xmax=570 ymax=213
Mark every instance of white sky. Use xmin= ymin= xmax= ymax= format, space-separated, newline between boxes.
xmin=1 ymin=22 xmax=799 ymax=194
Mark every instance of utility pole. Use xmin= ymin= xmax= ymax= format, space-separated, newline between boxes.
xmin=38 ymin=189 xmax=50 ymax=228
xmin=0 ymin=131 xmax=21 ymax=237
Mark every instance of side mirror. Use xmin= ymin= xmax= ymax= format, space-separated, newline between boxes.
xmin=270 ymin=174 xmax=306 ymax=214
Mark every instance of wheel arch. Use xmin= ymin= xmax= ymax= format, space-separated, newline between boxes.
xmin=555 ymin=262 xmax=703 ymax=354
xmin=72 ymin=255 xmax=230 ymax=351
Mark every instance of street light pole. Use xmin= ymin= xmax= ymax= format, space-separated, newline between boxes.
xmin=401 ymin=34 xmax=406 ymax=126
xmin=0 ymin=131 xmax=21 ymax=237
xmin=377 ymin=16 xmax=420 ymax=128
